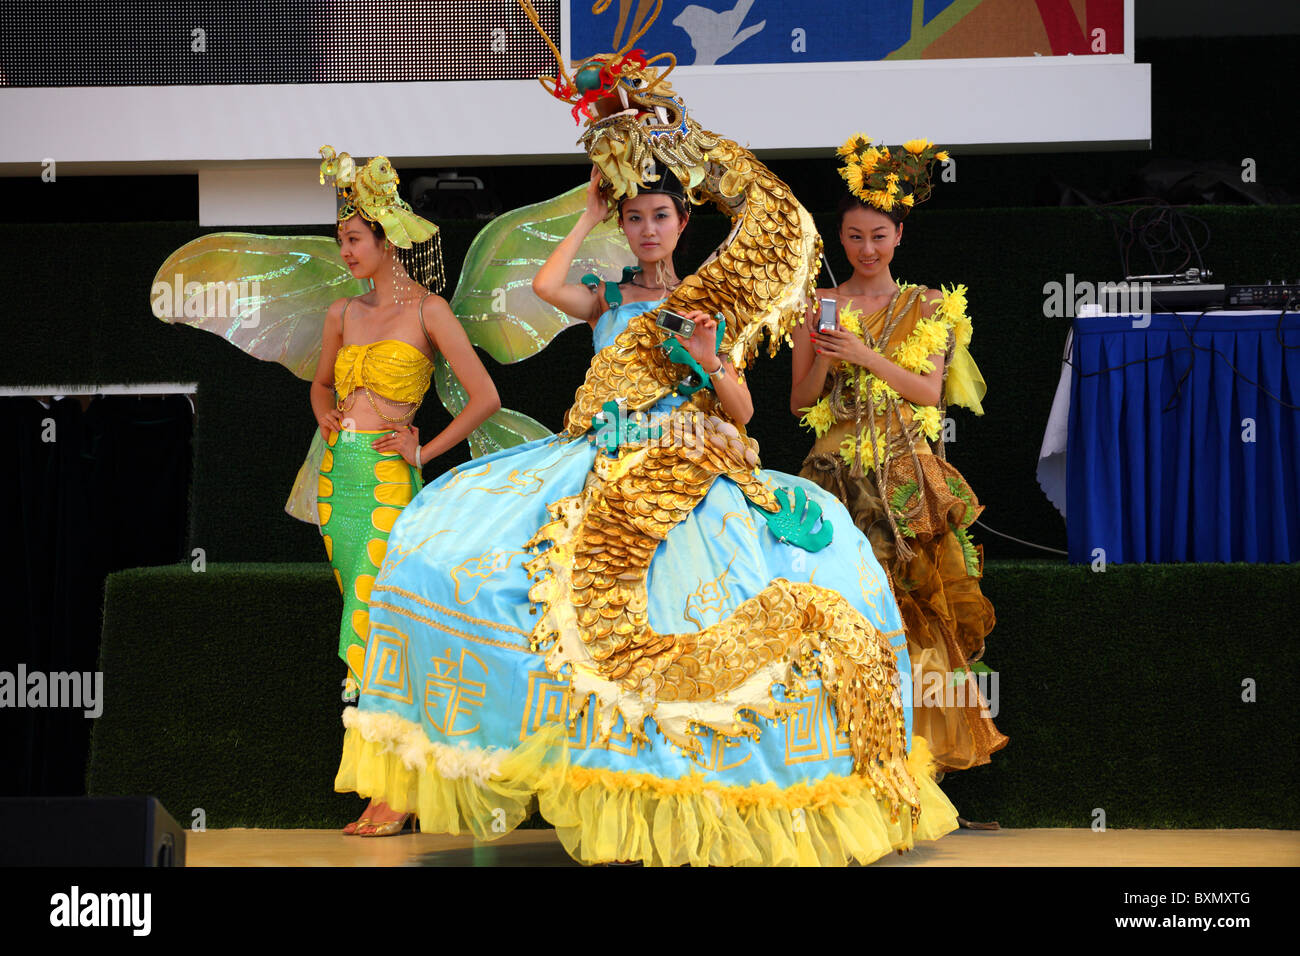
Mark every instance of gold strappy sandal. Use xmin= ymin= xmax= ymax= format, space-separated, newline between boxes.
xmin=342 ymin=817 xmax=373 ymax=836
xmin=358 ymin=814 xmax=414 ymax=837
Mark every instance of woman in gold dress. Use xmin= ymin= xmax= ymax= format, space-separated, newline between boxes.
xmin=791 ymin=135 xmax=1007 ymax=775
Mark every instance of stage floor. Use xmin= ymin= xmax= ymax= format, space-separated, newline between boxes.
xmin=187 ymin=827 xmax=1300 ymax=867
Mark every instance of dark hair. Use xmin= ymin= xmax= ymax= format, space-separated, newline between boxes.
xmin=837 ymin=193 xmax=906 ymax=229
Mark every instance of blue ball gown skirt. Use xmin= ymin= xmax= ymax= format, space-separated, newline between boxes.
xmin=335 ymin=301 xmax=958 ymax=865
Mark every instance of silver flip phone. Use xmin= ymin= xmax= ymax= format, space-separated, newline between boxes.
xmin=817 ymin=298 xmax=839 ymax=332
xmin=655 ymin=309 xmax=696 ymax=338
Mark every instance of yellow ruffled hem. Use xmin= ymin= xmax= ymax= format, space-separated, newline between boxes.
xmin=335 ymin=709 xmax=958 ymax=866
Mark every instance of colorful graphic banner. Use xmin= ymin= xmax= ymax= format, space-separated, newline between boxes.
xmin=571 ymin=0 xmax=1126 ymax=65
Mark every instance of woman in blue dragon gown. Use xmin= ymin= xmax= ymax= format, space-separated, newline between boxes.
xmin=334 ymin=167 xmax=959 ymax=865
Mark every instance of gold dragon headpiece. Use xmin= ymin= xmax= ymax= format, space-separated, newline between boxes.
xmin=318 ymin=145 xmax=446 ymax=293
xmin=519 ymin=0 xmax=720 ymax=207
xmin=836 ymin=133 xmax=950 ymax=221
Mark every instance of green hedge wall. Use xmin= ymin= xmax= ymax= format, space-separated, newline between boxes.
xmin=11 ymin=205 xmax=1300 ymax=564
xmin=86 ymin=561 xmax=1300 ymax=829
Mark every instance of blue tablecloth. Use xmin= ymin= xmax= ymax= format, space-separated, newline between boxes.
xmin=1067 ymin=312 xmax=1300 ymax=564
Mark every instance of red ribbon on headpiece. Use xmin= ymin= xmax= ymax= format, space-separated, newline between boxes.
xmin=601 ymin=49 xmax=647 ymax=87
xmin=552 ymin=74 xmax=575 ymax=101
xmin=572 ymin=94 xmax=599 ymax=124
xmin=568 ymin=49 xmax=650 ymax=125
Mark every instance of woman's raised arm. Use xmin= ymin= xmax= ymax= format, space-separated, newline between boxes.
xmin=532 ymin=167 xmax=611 ymax=326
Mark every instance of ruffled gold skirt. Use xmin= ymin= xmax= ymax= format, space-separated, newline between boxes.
xmin=801 ymin=427 xmax=1008 ymax=773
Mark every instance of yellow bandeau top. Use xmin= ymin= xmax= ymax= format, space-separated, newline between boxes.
xmin=334 ymin=339 xmax=433 ymax=406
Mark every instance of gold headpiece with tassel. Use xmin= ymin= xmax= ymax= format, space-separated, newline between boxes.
xmin=318 ymin=145 xmax=446 ymax=294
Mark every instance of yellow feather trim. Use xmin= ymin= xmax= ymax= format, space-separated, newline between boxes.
xmin=870 ymin=376 xmax=900 ymax=413
xmin=937 ymin=283 xmax=972 ymax=347
xmin=335 ymin=709 xmax=958 ymax=866
xmin=911 ymin=403 xmax=943 ymax=441
xmin=837 ymin=303 xmax=863 ymax=336
xmin=890 ymin=317 xmax=946 ymax=375
xmin=798 ymin=397 xmax=835 ymax=438
xmin=839 ymin=431 xmax=887 ymax=469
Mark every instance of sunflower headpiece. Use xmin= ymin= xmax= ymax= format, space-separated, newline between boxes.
xmin=318 ymin=145 xmax=446 ymax=294
xmin=836 ymin=133 xmax=949 ymax=219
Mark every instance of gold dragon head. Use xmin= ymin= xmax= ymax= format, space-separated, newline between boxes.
xmin=520 ymin=0 xmax=717 ymax=206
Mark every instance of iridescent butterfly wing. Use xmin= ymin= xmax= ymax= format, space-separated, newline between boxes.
xmin=151 ymin=232 xmax=368 ymax=524
xmin=443 ymin=184 xmax=631 ymax=456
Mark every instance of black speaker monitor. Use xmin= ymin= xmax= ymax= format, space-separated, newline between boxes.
xmin=0 ymin=796 xmax=186 ymax=867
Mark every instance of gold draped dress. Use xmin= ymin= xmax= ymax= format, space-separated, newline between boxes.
xmin=798 ymin=283 xmax=1008 ymax=772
